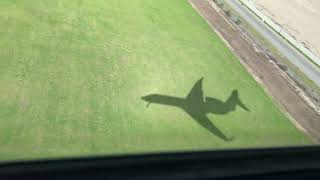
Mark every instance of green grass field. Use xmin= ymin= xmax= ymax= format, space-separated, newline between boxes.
xmin=0 ymin=0 xmax=312 ymax=162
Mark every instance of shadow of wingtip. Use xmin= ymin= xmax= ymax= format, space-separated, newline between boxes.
xmin=243 ymin=107 xmax=250 ymax=112
xmin=224 ymin=136 xmax=234 ymax=142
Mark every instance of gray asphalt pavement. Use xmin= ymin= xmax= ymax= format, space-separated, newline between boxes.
xmin=225 ymin=0 xmax=320 ymax=86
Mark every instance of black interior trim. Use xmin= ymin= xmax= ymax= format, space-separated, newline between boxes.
xmin=1 ymin=146 xmax=320 ymax=180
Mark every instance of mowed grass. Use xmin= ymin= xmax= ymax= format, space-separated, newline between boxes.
xmin=0 ymin=0 xmax=312 ymax=161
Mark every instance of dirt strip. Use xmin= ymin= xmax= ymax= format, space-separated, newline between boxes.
xmin=188 ymin=0 xmax=320 ymax=142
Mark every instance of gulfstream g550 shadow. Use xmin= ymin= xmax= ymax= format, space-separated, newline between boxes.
xmin=141 ymin=78 xmax=249 ymax=141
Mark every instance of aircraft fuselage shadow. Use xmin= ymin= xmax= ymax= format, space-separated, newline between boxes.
xmin=141 ymin=78 xmax=250 ymax=141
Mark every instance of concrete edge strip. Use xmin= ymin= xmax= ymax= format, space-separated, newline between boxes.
xmin=188 ymin=0 xmax=318 ymax=142
xmin=238 ymin=0 xmax=320 ymax=68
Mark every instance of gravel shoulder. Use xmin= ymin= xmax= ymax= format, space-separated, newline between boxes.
xmin=189 ymin=0 xmax=320 ymax=142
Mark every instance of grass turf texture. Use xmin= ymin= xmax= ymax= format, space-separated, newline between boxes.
xmin=0 ymin=0 xmax=312 ymax=161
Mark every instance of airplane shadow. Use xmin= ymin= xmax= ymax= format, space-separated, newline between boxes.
xmin=141 ymin=77 xmax=250 ymax=141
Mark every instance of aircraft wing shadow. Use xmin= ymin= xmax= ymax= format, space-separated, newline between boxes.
xmin=185 ymin=110 xmax=233 ymax=141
